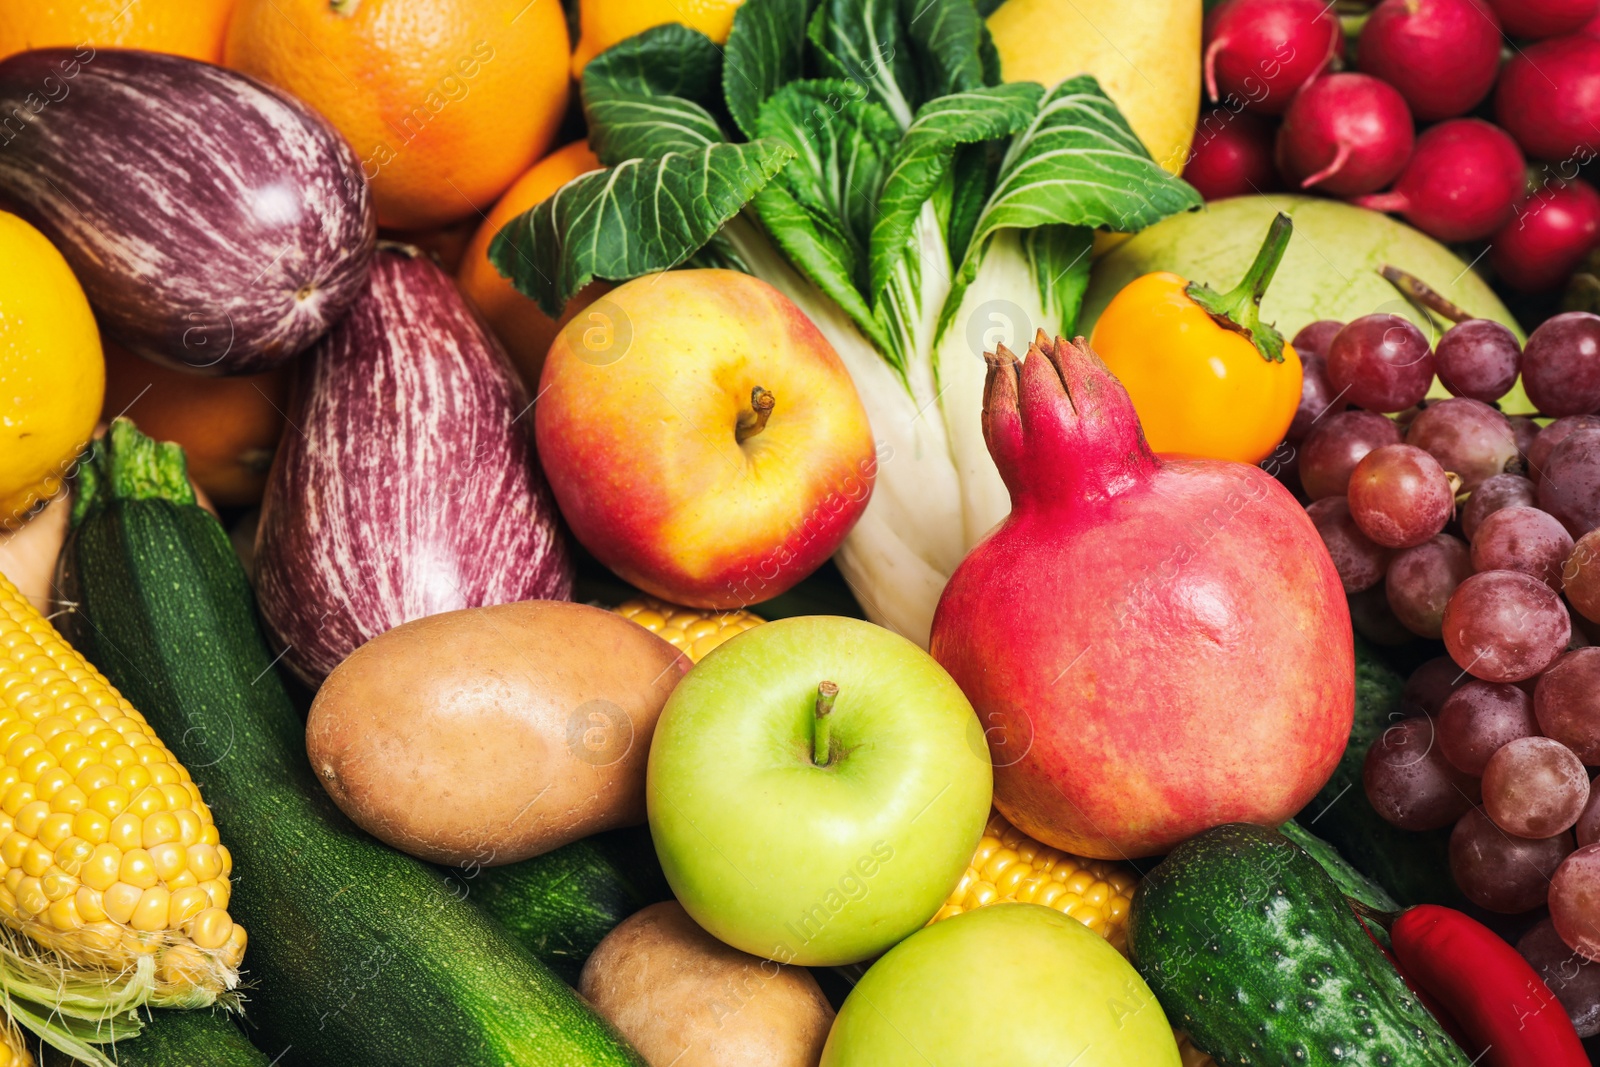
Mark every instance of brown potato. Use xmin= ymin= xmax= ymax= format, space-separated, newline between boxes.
xmin=306 ymin=600 xmax=687 ymax=866
xmin=581 ymin=901 xmax=835 ymax=1067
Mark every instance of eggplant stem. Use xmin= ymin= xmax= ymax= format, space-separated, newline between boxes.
xmin=735 ymin=387 xmax=776 ymax=443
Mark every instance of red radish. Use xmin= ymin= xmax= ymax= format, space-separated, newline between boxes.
xmin=929 ymin=336 xmax=1353 ymax=859
xmin=1182 ymin=108 xmax=1282 ymax=200
xmin=1203 ymin=0 xmax=1344 ymax=115
xmin=1490 ymin=180 xmax=1600 ymax=293
xmin=1354 ymin=120 xmax=1526 ymax=241
xmin=1277 ymin=73 xmax=1416 ymax=196
xmin=1488 ymin=0 xmax=1599 ymax=37
xmin=1584 ymin=9 xmax=1600 ymax=33
xmin=1496 ymin=35 xmax=1600 ymax=161
xmin=1358 ymin=0 xmax=1503 ymax=120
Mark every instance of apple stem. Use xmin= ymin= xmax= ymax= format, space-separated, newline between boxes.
xmin=812 ymin=681 xmax=839 ymax=767
xmin=735 ymin=387 xmax=776 ymax=443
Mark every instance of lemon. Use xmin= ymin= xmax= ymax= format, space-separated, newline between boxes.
xmin=0 ymin=212 xmax=104 ymax=527
xmin=571 ymin=0 xmax=744 ymax=76
xmin=987 ymin=0 xmax=1201 ymax=176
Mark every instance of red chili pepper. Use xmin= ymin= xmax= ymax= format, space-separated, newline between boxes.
xmin=1357 ymin=912 xmax=1483 ymax=1058
xmin=1391 ymin=904 xmax=1588 ymax=1067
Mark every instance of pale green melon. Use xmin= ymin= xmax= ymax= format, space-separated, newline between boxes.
xmin=1080 ymin=195 xmax=1532 ymax=414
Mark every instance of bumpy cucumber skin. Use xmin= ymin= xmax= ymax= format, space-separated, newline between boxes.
xmin=1295 ymin=640 xmax=1463 ymax=908
xmin=60 ymin=498 xmax=646 ymax=1067
xmin=1278 ymin=820 xmax=1398 ymax=914
xmin=1129 ymin=824 xmax=1471 ymax=1067
xmin=468 ymin=826 xmax=671 ymax=984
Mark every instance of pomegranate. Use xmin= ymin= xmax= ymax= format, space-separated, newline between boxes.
xmin=1277 ymin=73 xmax=1416 ymax=196
xmin=1358 ymin=0 xmax=1503 ymax=120
xmin=1490 ymin=180 xmax=1600 ymax=293
xmin=1488 ymin=0 xmax=1599 ymax=38
xmin=1203 ymin=0 xmax=1344 ymax=114
xmin=1355 ymin=120 xmax=1525 ymax=241
xmin=1182 ymin=108 xmax=1281 ymax=200
xmin=1496 ymin=35 xmax=1600 ymax=161
xmin=929 ymin=335 xmax=1354 ymax=859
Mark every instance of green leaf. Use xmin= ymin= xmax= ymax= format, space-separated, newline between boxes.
xmin=945 ymin=140 xmax=997 ymax=265
xmin=751 ymin=81 xmax=900 ymax=348
xmin=724 ymin=0 xmax=815 ymax=139
xmin=489 ymin=141 xmax=795 ymax=317
xmin=1020 ymin=224 xmax=1095 ymax=337
xmin=902 ymin=0 xmax=991 ymax=98
xmin=868 ymin=83 xmax=1040 ymax=297
xmin=581 ymin=25 xmax=728 ymax=164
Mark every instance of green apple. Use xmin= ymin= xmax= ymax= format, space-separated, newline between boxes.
xmin=821 ymin=903 xmax=1182 ymax=1066
xmin=646 ymin=615 xmax=991 ymax=967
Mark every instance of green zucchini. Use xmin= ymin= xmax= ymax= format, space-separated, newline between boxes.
xmin=1294 ymin=638 xmax=1463 ymax=908
xmin=1129 ymin=823 xmax=1470 ymax=1067
xmin=42 ymin=1009 xmax=268 ymax=1067
xmin=468 ymin=826 xmax=671 ymax=984
xmin=59 ymin=421 xmax=645 ymax=1067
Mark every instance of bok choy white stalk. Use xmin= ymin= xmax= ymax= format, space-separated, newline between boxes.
xmin=490 ymin=0 xmax=1201 ymax=645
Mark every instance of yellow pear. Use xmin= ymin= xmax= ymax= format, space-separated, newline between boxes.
xmin=987 ymin=0 xmax=1201 ymax=176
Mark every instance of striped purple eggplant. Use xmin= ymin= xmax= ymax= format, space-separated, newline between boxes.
xmin=254 ymin=247 xmax=572 ymax=686
xmin=0 ymin=47 xmax=374 ymax=374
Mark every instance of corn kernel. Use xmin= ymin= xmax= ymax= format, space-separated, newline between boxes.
xmin=119 ymin=849 xmax=158 ymax=890
xmin=191 ymin=907 xmax=233 ymax=950
xmin=102 ymin=882 xmax=140 ymax=924
xmin=614 ymin=597 xmax=764 ymax=663
xmin=130 ymin=886 xmax=169 ymax=932
xmin=108 ymin=813 xmax=142 ymax=851
xmin=81 ymin=844 xmax=121 ymax=892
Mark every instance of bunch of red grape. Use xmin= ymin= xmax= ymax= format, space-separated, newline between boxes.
xmin=1187 ymin=0 xmax=1600 ymax=294
xmin=1282 ymin=309 xmax=1600 ymax=1030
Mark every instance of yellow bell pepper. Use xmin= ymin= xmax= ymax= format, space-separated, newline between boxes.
xmin=1089 ymin=213 xmax=1303 ymax=465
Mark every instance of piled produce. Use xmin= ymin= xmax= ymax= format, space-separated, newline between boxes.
xmin=1 ymin=0 xmax=1599 ymax=1063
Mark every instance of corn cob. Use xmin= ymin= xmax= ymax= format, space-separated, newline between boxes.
xmin=931 ymin=810 xmax=1138 ymax=953
xmin=614 ymin=596 xmax=763 ymax=662
xmin=0 ymin=569 xmax=242 ymax=1066
xmin=0 ymin=1013 xmax=29 ymax=1067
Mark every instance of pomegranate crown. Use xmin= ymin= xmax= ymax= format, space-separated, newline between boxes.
xmin=982 ymin=332 xmax=1159 ymax=509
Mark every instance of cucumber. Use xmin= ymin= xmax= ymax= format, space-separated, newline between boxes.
xmin=1279 ymin=820 xmax=1398 ymax=914
xmin=468 ymin=826 xmax=671 ymax=984
xmin=1129 ymin=823 xmax=1471 ymax=1067
xmin=59 ymin=422 xmax=645 ymax=1067
xmin=1294 ymin=637 xmax=1463 ymax=908
xmin=41 ymin=1009 xmax=268 ymax=1067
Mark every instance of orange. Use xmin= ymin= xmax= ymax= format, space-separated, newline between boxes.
xmin=225 ymin=0 xmax=571 ymax=231
xmin=571 ymin=0 xmax=745 ymax=76
xmin=458 ymin=140 xmax=609 ymax=389
xmin=0 ymin=0 xmax=234 ymax=63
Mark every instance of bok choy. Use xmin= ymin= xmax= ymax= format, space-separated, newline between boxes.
xmin=491 ymin=0 xmax=1201 ymax=645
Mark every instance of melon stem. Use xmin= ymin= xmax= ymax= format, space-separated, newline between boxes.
xmin=812 ymin=681 xmax=838 ymax=766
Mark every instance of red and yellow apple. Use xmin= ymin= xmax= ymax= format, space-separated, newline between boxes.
xmin=535 ymin=270 xmax=877 ymax=608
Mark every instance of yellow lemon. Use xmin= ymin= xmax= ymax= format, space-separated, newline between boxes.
xmin=0 ymin=212 xmax=104 ymax=528
xmin=572 ymin=0 xmax=744 ymax=77
xmin=987 ymin=0 xmax=1201 ymax=176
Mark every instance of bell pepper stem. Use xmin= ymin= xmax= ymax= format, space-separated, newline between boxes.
xmin=1185 ymin=212 xmax=1293 ymax=363
xmin=812 ymin=681 xmax=838 ymax=767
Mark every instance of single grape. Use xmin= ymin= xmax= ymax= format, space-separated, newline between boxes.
xmin=1578 ymin=779 xmax=1599 ymax=848
xmin=1307 ymin=497 xmax=1391 ymax=592
xmin=1292 ymin=320 xmax=1345 ymax=361
xmin=1300 ymin=410 xmax=1403 ymax=499
xmin=1442 ymin=570 xmax=1572 ymax=682
xmin=1386 ymin=533 xmax=1472 ymax=637
xmin=1435 ymin=319 xmax=1522 ymax=403
xmin=1538 ymin=427 xmax=1600 ymax=538
xmin=1483 ymin=736 xmax=1591 ymax=838
xmin=1551 ymin=844 xmax=1600 ymax=962
xmin=1401 ymin=655 xmax=1467 ymax=718
xmin=1364 ymin=716 xmax=1481 ymax=830
xmin=1405 ymin=397 xmax=1519 ymax=491
xmin=1327 ymin=314 xmax=1437 ymax=413
xmin=1438 ymin=680 xmax=1540 ymax=775
xmin=1529 ymin=415 xmax=1600 ymax=482
xmin=1565 ymin=529 xmax=1600 ymax=624
xmin=1348 ymin=584 xmax=1414 ymax=646
xmin=1462 ymin=473 xmax=1539 ymax=541
xmin=1517 ymin=918 xmax=1600 ymax=1039
xmin=1534 ymin=647 xmax=1600 ymax=764
xmin=1509 ymin=415 xmax=1541 ymax=462
xmin=1348 ymin=444 xmax=1455 ymax=548
xmin=1470 ymin=505 xmax=1576 ymax=589
xmin=1288 ymin=354 xmax=1346 ymax=443
xmin=1521 ymin=311 xmax=1600 ymax=418
xmin=1450 ymin=806 xmax=1573 ymax=913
